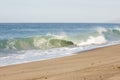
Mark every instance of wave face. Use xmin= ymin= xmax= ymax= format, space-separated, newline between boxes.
xmin=0 ymin=23 xmax=120 ymax=66
xmin=0 ymin=36 xmax=74 ymax=50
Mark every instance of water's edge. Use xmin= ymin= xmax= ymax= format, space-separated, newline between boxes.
xmin=0 ymin=43 xmax=119 ymax=67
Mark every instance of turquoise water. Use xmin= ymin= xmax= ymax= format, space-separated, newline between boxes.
xmin=0 ymin=23 xmax=120 ymax=66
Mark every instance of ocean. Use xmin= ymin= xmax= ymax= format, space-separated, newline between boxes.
xmin=0 ymin=23 xmax=120 ymax=66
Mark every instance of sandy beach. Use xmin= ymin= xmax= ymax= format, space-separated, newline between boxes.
xmin=0 ymin=45 xmax=120 ymax=80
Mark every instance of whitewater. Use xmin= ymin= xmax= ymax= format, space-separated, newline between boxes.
xmin=0 ymin=23 xmax=120 ymax=66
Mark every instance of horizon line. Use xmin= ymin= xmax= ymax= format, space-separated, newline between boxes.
xmin=0 ymin=22 xmax=119 ymax=24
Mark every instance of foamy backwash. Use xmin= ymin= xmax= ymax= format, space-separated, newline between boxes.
xmin=0 ymin=23 xmax=120 ymax=66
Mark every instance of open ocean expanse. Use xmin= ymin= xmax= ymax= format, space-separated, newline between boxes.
xmin=0 ymin=23 xmax=120 ymax=66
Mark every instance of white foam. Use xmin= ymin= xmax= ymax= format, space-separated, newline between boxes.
xmin=114 ymin=27 xmax=120 ymax=31
xmin=77 ymin=35 xmax=107 ymax=46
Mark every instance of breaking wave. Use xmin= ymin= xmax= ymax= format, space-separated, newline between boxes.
xmin=0 ymin=36 xmax=74 ymax=50
xmin=0 ymin=27 xmax=120 ymax=50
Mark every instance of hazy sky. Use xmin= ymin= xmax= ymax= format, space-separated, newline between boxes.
xmin=0 ymin=0 xmax=120 ymax=23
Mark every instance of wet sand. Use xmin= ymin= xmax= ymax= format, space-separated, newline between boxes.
xmin=0 ymin=45 xmax=120 ymax=80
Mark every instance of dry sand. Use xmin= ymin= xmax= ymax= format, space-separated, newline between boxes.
xmin=0 ymin=45 xmax=120 ymax=80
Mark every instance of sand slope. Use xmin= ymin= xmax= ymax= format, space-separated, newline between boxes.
xmin=0 ymin=45 xmax=120 ymax=80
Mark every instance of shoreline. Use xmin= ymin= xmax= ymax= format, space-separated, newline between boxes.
xmin=0 ymin=44 xmax=120 ymax=80
xmin=1 ymin=43 xmax=120 ymax=67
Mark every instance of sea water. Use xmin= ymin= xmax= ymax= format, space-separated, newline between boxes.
xmin=0 ymin=23 xmax=120 ymax=66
